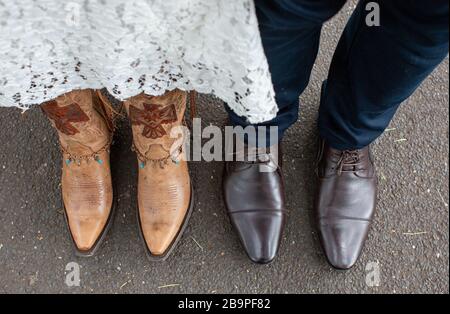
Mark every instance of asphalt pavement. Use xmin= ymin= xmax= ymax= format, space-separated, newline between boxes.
xmin=0 ymin=2 xmax=448 ymax=293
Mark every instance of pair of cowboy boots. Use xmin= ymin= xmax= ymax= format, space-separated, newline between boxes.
xmin=41 ymin=89 xmax=193 ymax=259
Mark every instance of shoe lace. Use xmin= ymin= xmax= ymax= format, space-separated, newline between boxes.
xmin=336 ymin=150 xmax=362 ymax=175
xmin=227 ymin=148 xmax=273 ymax=165
xmin=248 ymin=147 xmax=275 ymax=165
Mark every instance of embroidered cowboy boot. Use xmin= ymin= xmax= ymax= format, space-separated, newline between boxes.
xmin=41 ymin=89 xmax=115 ymax=256
xmin=124 ymin=89 xmax=193 ymax=261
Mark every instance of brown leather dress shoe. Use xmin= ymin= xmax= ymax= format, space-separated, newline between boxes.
xmin=41 ymin=89 xmax=115 ymax=256
xmin=223 ymin=141 xmax=286 ymax=264
xmin=315 ymin=139 xmax=377 ymax=270
xmin=124 ymin=89 xmax=193 ymax=261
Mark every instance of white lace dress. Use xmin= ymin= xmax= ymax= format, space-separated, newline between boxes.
xmin=0 ymin=0 xmax=277 ymax=123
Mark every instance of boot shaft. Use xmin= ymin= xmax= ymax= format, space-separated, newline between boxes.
xmin=41 ymin=89 xmax=114 ymax=158
xmin=124 ymin=89 xmax=187 ymax=168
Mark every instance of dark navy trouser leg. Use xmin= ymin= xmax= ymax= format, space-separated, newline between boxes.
xmin=227 ymin=0 xmax=449 ymax=149
xmin=320 ymin=0 xmax=449 ymax=149
xmin=226 ymin=0 xmax=346 ymax=145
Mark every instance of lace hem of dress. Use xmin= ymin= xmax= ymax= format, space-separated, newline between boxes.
xmin=0 ymin=0 xmax=278 ymax=124
xmin=0 ymin=79 xmax=278 ymax=124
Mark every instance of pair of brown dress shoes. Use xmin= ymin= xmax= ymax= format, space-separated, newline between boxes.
xmin=223 ymin=138 xmax=377 ymax=269
xmin=42 ymin=89 xmax=193 ymax=260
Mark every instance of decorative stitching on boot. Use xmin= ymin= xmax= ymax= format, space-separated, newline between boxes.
xmin=41 ymin=100 xmax=89 ymax=135
xmin=129 ymin=103 xmax=178 ymax=139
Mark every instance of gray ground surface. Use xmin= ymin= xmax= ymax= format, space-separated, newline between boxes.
xmin=0 ymin=3 xmax=449 ymax=294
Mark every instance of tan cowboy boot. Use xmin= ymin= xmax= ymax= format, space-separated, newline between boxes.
xmin=41 ymin=89 xmax=115 ymax=256
xmin=124 ymin=89 xmax=193 ymax=261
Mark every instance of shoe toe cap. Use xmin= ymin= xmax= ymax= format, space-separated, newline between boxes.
xmin=318 ymin=218 xmax=370 ymax=270
xmin=231 ymin=210 xmax=285 ymax=264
